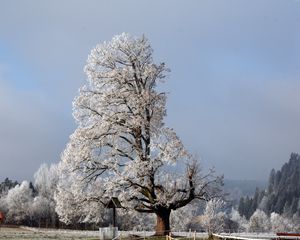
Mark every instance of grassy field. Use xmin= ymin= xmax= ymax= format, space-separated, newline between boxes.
xmin=0 ymin=227 xmax=207 ymax=240
xmin=0 ymin=227 xmax=99 ymax=240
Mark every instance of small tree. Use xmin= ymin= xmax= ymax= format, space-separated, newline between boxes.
xmin=57 ymin=33 xmax=222 ymax=235
xmin=230 ymin=208 xmax=248 ymax=232
xmin=170 ymin=202 xmax=199 ymax=231
xmin=0 ymin=178 xmax=19 ymax=197
xmin=248 ymin=209 xmax=270 ymax=233
xmin=270 ymin=212 xmax=294 ymax=233
xmin=197 ymin=198 xmax=226 ymax=234
xmin=34 ymin=163 xmax=58 ymax=198
xmin=34 ymin=163 xmax=59 ymax=227
xmin=4 ymin=181 xmax=33 ymax=224
xmin=31 ymin=196 xmax=54 ymax=227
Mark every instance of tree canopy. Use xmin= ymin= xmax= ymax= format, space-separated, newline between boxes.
xmin=56 ymin=33 xmax=222 ymax=235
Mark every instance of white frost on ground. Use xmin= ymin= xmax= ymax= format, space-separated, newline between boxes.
xmin=0 ymin=226 xmax=99 ymax=239
xmin=22 ymin=226 xmax=100 ymax=236
xmin=0 ymin=227 xmax=209 ymax=239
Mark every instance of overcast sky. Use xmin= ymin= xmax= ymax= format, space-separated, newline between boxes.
xmin=0 ymin=0 xmax=300 ymax=181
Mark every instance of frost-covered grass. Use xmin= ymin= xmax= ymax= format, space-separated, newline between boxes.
xmin=117 ymin=230 xmax=208 ymax=240
xmin=0 ymin=227 xmax=100 ymax=239
xmin=120 ymin=237 xmax=206 ymax=240
xmin=0 ymin=227 xmax=208 ymax=240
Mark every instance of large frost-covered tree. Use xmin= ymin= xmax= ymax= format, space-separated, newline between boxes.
xmin=57 ymin=33 xmax=222 ymax=235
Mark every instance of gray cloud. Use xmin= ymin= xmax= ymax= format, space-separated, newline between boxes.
xmin=0 ymin=0 xmax=299 ymax=181
xmin=0 ymin=69 xmax=74 ymax=181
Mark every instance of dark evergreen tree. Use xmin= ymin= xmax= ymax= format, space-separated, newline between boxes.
xmin=238 ymin=197 xmax=245 ymax=217
xmin=268 ymin=169 xmax=275 ymax=194
xmin=0 ymin=178 xmax=19 ymax=196
xmin=237 ymin=153 xmax=300 ymax=218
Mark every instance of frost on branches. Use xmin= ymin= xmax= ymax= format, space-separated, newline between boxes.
xmin=56 ymin=33 xmax=222 ymax=235
xmin=249 ymin=209 xmax=270 ymax=232
xmin=197 ymin=198 xmax=226 ymax=234
xmin=3 ymin=181 xmax=33 ymax=224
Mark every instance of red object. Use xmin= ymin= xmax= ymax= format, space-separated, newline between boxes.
xmin=277 ymin=233 xmax=300 ymax=237
xmin=0 ymin=212 xmax=4 ymax=223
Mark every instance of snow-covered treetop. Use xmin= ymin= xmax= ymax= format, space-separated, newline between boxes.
xmin=34 ymin=163 xmax=58 ymax=198
xmin=75 ymin=33 xmax=167 ymax=130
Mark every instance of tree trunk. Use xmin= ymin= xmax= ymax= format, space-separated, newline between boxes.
xmin=155 ymin=208 xmax=171 ymax=236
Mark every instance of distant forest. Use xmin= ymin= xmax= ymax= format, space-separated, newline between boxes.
xmin=238 ymin=153 xmax=300 ymax=219
xmin=0 ymin=153 xmax=299 ymax=231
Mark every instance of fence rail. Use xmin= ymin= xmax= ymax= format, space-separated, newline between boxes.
xmin=213 ymin=233 xmax=268 ymax=240
xmin=100 ymin=231 xmax=300 ymax=240
xmin=213 ymin=233 xmax=300 ymax=240
xmin=112 ymin=230 xmax=208 ymax=239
